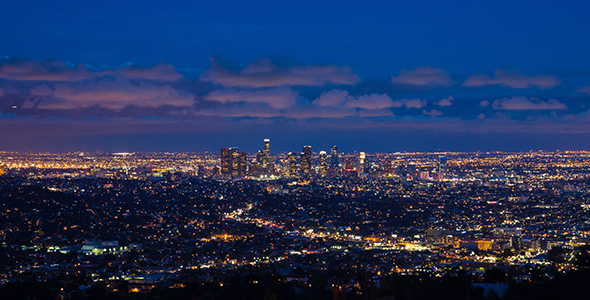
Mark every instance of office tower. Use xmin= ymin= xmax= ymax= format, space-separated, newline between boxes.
xmin=300 ymin=145 xmax=312 ymax=175
xmin=263 ymin=138 xmax=271 ymax=167
xmin=221 ymin=147 xmax=246 ymax=178
xmin=287 ymin=152 xmax=298 ymax=177
xmin=358 ymin=152 xmax=366 ymax=175
xmin=221 ymin=147 xmax=238 ymax=175
xmin=318 ymin=151 xmax=327 ymax=177
xmin=250 ymin=150 xmax=264 ymax=176
xmin=438 ymin=155 xmax=447 ymax=181
xmin=344 ymin=158 xmax=355 ymax=172
xmin=231 ymin=150 xmax=240 ymax=178
xmin=330 ymin=145 xmax=338 ymax=168
xmin=239 ymin=152 xmax=247 ymax=177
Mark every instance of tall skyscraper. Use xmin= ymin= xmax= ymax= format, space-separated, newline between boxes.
xmin=330 ymin=145 xmax=338 ymax=168
xmin=300 ymin=145 xmax=312 ymax=175
xmin=358 ymin=152 xmax=366 ymax=176
xmin=318 ymin=151 xmax=328 ymax=177
xmin=221 ymin=147 xmax=247 ymax=178
xmin=263 ymin=139 xmax=271 ymax=167
xmin=221 ymin=147 xmax=237 ymax=175
xmin=438 ymin=156 xmax=447 ymax=181
xmin=287 ymin=152 xmax=298 ymax=177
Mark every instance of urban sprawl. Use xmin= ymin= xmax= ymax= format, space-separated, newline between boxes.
xmin=2 ymin=140 xmax=590 ymax=299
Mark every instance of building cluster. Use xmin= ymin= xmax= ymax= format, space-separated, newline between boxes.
xmin=1 ymin=149 xmax=590 ymax=297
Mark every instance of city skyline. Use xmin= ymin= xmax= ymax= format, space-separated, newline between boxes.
xmin=1 ymin=2 xmax=590 ymax=152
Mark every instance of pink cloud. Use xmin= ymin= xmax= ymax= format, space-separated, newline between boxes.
xmin=200 ymin=57 xmax=361 ymax=88
xmin=492 ymin=96 xmax=567 ymax=110
xmin=464 ymin=69 xmax=561 ymax=89
xmin=479 ymin=100 xmax=490 ymax=107
xmin=436 ymin=96 xmax=453 ymax=107
xmin=392 ymin=98 xmax=427 ymax=109
xmin=314 ymin=89 xmax=394 ymax=109
xmin=422 ymin=109 xmax=443 ymax=116
xmin=194 ymin=89 xmax=396 ymax=119
xmin=577 ymin=86 xmax=590 ymax=94
xmin=0 ymin=87 xmax=4 ymax=97
xmin=391 ymin=66 xmax=453 ymax=86
xmin=0 ymin=57 xmax=182 ymax=82
xmin=205 ymin=87 xmax=299 ymax=109
xmin=34 ymin=79 xmax=195 ymax=110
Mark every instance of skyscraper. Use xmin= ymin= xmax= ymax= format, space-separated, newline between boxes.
xmin=318 ymin=151 xmax=327 ymax=177
xmin=438 ymin=156 xmax=447 ymax=181
xmin=358 ymin=152 xmax=366 ymax=176
xmin=263 ymin=139 xmax=271 ymax=167
xmin=300 ymin=145 xmax=312 ymax=175
xmin=287 ymin=152 xmax=298 ymax=177
xmin=330 ymin=145 xmax=338 ymax=168
xmin=221 ymin=147 xmax=237 ymax=175
xmin=221 ymin=147 xmax=247 ymax=178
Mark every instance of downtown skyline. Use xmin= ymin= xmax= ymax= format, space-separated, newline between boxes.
xmin=1 ymin=1 xmax=590 ymax=152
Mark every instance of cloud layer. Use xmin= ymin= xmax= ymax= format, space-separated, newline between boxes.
xmin=491 ymin=96 xmax=567 ymax=110
xmin=200 ymin=57 xmax=361 ymax=88
xmin=391 ymin=66 xmax=453 ymax=86
xmin=1 ymin=55 xmax=587 ymax=149
xmin=464 ymin=69 xmax=561 ymax=89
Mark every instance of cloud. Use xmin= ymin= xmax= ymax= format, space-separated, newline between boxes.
xmin=463 ymin=69 xmax=561 ymax=89
xmin=391 ymin=66 xmax=453 ymax=86
xmin=492 ymin=96 xmax=567 ymax=110
xmin=205 ymin=87 xmax=299 ymax=109
xmin=479 ymin=100 xmax=490 ymax=107
xmin=114 ymin=63 xmax=183 ymax=81
xmin=200 ymin=57 xmax=360 ymax=88
xmin=0 ymin=57 xmax=182 ymax=82
xmin=476 ymin=113 xmax=485 ymax=120
xmin=0 ymin=87 xmax=4 ymax=97
xmin=194 ymin=89 xmax=396 ymax=119
xmin=422 ymin=109 xmax=443 ymax=116
xmin=436 ymin=96 xmax=453 ymax=107
xmin=577 ymin=86 xmax=590 ymax=94
xmin=314 ymin=89 xmax=394 ymax=109
xmin=392 ymin=98 xmax=427 ymax=109
xmin=32 ymin=79 xmax=195 ymax=110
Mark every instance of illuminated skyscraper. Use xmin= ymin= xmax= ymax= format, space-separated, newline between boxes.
xmin=330 ymin=145 xmax=338 ymax=168
xmin=438 ymin=156 xmax=447 ymax=181
xmin=344 ymin=158 xmax=355 ymax=176
xmin=318 ymin=151 xmax=327 ymax=177
xmin=287 ymin=152 xmax=298 ymax=177
xmin=300 ymin=145 xmax=312 ymax=175
xmin=263 ymin=139 xmax=271 ymax=167
xmin=221 ymin=147 xmax=237 ymax=175
xmin=239 ymin=152 xmax=247 ymax=177
xmin=221 ymin=147 xmax=246 ymax=178
xmin=358 ymin=152 xmax=366 ymax=176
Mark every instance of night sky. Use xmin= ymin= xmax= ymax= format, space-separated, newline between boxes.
xmin=1 ymin=1 xmax=590 ymax=152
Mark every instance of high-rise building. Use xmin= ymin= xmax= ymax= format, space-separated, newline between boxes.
xmin=221 ymin=147 xmax=247 ymax=178
xmin=300 ymin=145 xmax=312 ymax=175
xmin=263 ymin=139 xmax=271 ymax=167
xmin=221 ymin=147 xmax=238 ymax=175
xmin=330 ymin=145 xmax=338 ymax=168
xmin=358 ymin=152 xmax=366 ymax=175
xmin=231 ymin=150 xmax=240 ymax=178
xmin=287 ymin=152 xmax=298 ymax=177
xmin=344 ymin=158 xmax=355 ymax=172
xmin=438 ymin=156 xmax=447 ymax=181
xmin=239 ymin=152 xmax=247 ymax=177
xmin=318 ymin=151 xmax=327 ymax=177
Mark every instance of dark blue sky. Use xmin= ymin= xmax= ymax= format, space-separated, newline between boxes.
xmin=1 ymin=1 xmax=590 ymax=152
